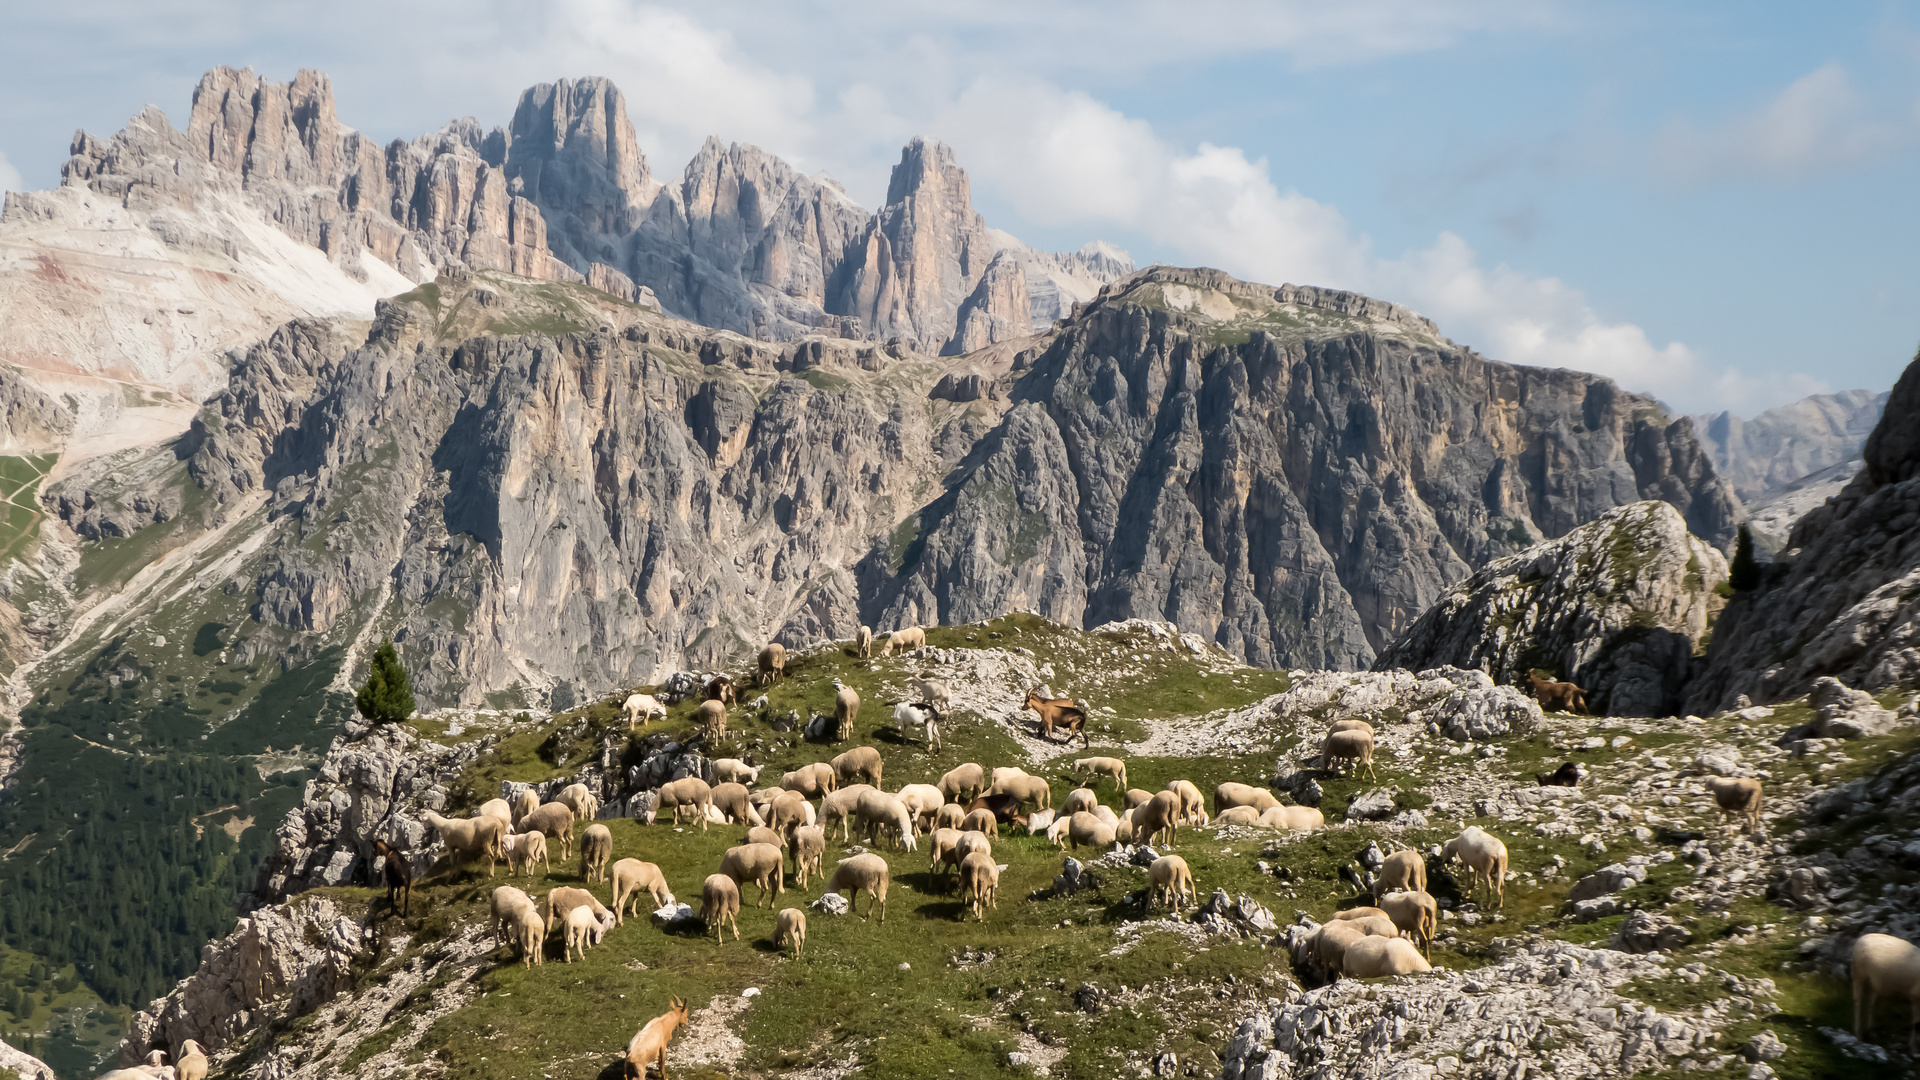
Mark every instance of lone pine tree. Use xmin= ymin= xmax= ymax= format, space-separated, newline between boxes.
xmin=355 ymin=640 xmax=417 ymax=725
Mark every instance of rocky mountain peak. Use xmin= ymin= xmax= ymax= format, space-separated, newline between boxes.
xmin=504 ymin=75 xmax=658 ymax=243
xmin=185 ymin=66 xmax=345 ymax=187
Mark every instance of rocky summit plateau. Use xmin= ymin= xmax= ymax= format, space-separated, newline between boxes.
xmin=0 ymin=63 xmax=1912 ymax=1080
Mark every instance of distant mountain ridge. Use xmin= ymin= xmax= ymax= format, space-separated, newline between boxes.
xmin=1690 ymin=389 xmax=1887 ymax=503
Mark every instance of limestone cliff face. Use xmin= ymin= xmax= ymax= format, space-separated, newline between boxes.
xmin=1373 ymin=501 xmax=1729 ymax=716
xmin=864 ymin=268 xmax=1743 ymax=670
xmin=1691 ymin=352 xmax=1920 ymax=709
xmin=1691 ymin=389 xmax=1887 ymax=503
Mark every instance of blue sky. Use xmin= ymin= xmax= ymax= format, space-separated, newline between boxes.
xmin=3 ymin=0 xmax=1917 ymax=415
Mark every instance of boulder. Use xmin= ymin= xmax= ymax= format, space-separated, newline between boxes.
xmin=1612 ymin=910 xmax=1693 ymax=953
xmin=1809 ymin=677 xmax=1896 ymax=739
xmin=1346 ymin=791 xmax=1398 ymax=821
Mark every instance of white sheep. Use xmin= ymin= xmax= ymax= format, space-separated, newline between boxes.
xmin=175 ymin=1040 xmax=208 ymax=1080
xmin=562 ymin=903 xmax=607 ymax=963
xmin=610 ymin=859 xmax=674 ymax=923
xmin=789 ymin=824 xmax=826 ymax=889
xmin=856 ymin=625 xmax=874 ymax=658
xmin=578 ymin=822 xmax=613 ymax=883
xmin=781 ymin=762 xmax=837 ymax=798
xmin=421 ymin=810 xmax=507 ymax=876
xmin=1378 ymin=890 xmax=1438 ymax=956
xmin=831 ymin=746 xmax=885 ymax=786
xmin=1213 ymin=782 xmax=1280 ymax=817
xmin=1342 ymin=935 xmax=1432 ymax=977
xmin=647 ymin=777 xmax=714 ymax=831
xmin=826 ymin=853 xmax=891 ymax=921
xmin=516 ymin=802 xmax=577 ymax=857
xmin=938 ymin=763 xmax=986 ymax=803
xmin=932 ymin=803 xmax=967 ymax=831
xmin=504 ymin=905 xmax=544 ymax=967
xmin=544 ymin=886 xmax=614 ymax=941
xmin=1256 ymin=805 xmax=1324 ymax=832
xmin=490 ymin=885 xmax=538 ymax=950
xmin=1440 ymin=826 xmax=1509 ymax=909
xmin=892 ymin=701 xmax=941 ymax=750
xmin=1025 ymin=808 xmax=1058 ymax=836
xmin=1046 ymin=814 xmax=1074 ymax=849
xmin=1306 ymin=920 xmax=1366 ymax=981
xmin=719 ymin=842 xmax=787 ymax=908
xmin=822 ymin=784 xmax=877 ymax=842
xmin=856 ymin=789 xmax=918 ymax=851
xmin=880 ymin=626 xmax=926 ymax=656
xmin=502 ymin=830 xmax=550 ymax=877
xmin=895 ymin=783 xmax=946 ymax=833
xmin=1168 ymin=779 xmax=1208 ymax=825
xmin=477 ymin=798 xmax=514 ymax=830
xmin=1322 ymin=728 xmax=1377 ymax=780
xmin=700 ymin=873 xmax=741 ymax=942
xmin=1373 ymin=848 xmax=1426 ymax=902
xmin=1149 ymin=855 xmax=1194 ymax=913
xmin=1060 ymin=788 xmax=1100 ymax=817
xmin=1852 ymin=932 xmax=1920 ymax=1051
xmin=556 ymin=782 xmax=600 ymax=823
xmin=1067 ymin=811 xmax=1117 ymax=850
xmin=509 ymin=786 xmax=539 ymax=826
xmin=776 ymin=907 xmax=808 ymax=957
xmin=623 ymin=692 xmax=667 ymax=730
xmin=1071 ymin=756 xmax=1128 ymax=791
xmin=712 ymin=758 xmax=763 ymax=785
xmin=960 ymin=851 xmax=999 ymax=921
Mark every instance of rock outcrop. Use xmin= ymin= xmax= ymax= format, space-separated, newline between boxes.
xmin=1375 ymin=501 xmax=1729 ymax=715
xmin=0 ymin=1039 xmax=55 ymax=1080
xmin=1692 ymin=389 xmax=1887 ymax=503
xmin=864 ymin=267 xmax=1743 ymax=669
xmin=1691 ymin=350 xmax=1920 ymax=710
xmin=1270 ymin=666 xmax=1544 ymax=742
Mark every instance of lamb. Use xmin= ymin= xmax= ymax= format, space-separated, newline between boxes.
xmin=928 ymin=828 xmax=966 ymax=890
xmin=1342 ymin=935 xmax=1432 ymax=977
xmin=933 ymin=803 xmax=968 ymax=831
xmin=1373 ymin=848 xmax=1426 ymax=902
xmin=856 ymin=625 xmax=874 ymax=658
xmin=562 ymin=903 xmax=607 ymax=963
xmin=1022 ymin=688 xmax=1090 ymax=746
xmin=699 ymin=699 xmax=728 ymax=744
xmin=825 ymin=852 xmax=891 ymax=921
xmin=961 ymin=807 xmax=1001 ymax=839
xmin=895 ymin=783 xmax=945 ymax=833
xmin=769 ymin=790 xmax=815 ymax=834
xmin=781 ymin=762 xmax=837 ymax=798
xmin=712 ymin=758 xmax=763 ymax=785
xmin=720 ymin=841 xmax=787 ymax=907
xmin=855 ymin=789 xmax=918 ymax=851
xmin=834 ymin=683 xmax=861 ymax=740
xmin=892 ymin=701 xmax=941 ymax=750
xmin=700 ymin=873 xmax=742 ymax=941
xmin=789 ymin=824 xmax=826 ymax=888
xmin=710 ymin=782 xmax=764 ymax=827
xmin=477 ymin=798 xmax=514 ymax=830
xmin=1134 ymin=790 xmax=1180 ymax=848
xmin=545 ymin=886 xmax=615 ymax=940
xmin=1045 ymin=814 xmax=1074 ymax=849
xmin=1257 ymin=805 xmax=1324 ymax=832
xmin=776 ymin=907 xmax=808 ymax=957
xmin=831 ymin=745 xmax=885 ymax=787
xmin=1149 ymin=854 xmax=1195 ymax=913
xmin=1537 ymin=761 xmax=1582 ymax=787
xmin=988 ymin=772 xmax=1052 ymax=811
xmin=502 ymin=830 xmax=549 ymax=878
xmin=1440 ymin=826 xmax=1510 ymax=909
xmin=880 ymin=626 xmax=926 ymax=656
xmin=1852 ymin=932 xmax=1920 ymax=1051
xmin=1377 ymin=889 xmax=1439 ymax=956
xmin=1025 ymin=808 xmax=1058 ymax=836
xmin=938 ymin=762 xmax=986 ymax=803
xmin=1071 ymin=756 xmax=1128 ymax=791
xmin=960 ymin=851 xmax=999 ymax=921
xmin=371 ymin=837 xmax=413 ymax=914
xmin=822 ymin=784 xmax=876 ymax=841
xmin=622 ymin=692 xmax=667 ymax=730
xmin=1322 ymin=728 xmax=1377 ymax=780
xmin=1703 ymin=776 xmax=1764 ymax=833
xmin=1060 ymin=788 xmax=1100 ymax=817
xmin=1213 ymin=782 xmax=1280 ymax=816
xmin=516 ymin=802 xmax=577 ymax=857
xmin=621 ymin=998 xmax=689 ymax=1080
xmin=509 ymin=786 xmax=539 ymax=825
xmin=556 ymin=782 xmax=599 ymax=823
xmin=490 ymin=885 xmax=538 ymax=950
xmin=175 ymin=1040 xmax=208 ymax=1080
xmin=579 ymin=823 xmax=613 ymax=883
xmin=648 ymin=777 xmax=715 ymax=831
xmin=758 ymin=642 xmax=786 ymax=685
xmin=1067 ymin=811 xmax=1116 ymax=850
xmin=910 ymin=678 xmax=951 ymax=711
xmin=508 ymin=903 xmax=546 ymax=968
xmin=610 ymin=859 xmax=674 ymax=923
xmin=421 ymin=810 xmax=506 ymax=876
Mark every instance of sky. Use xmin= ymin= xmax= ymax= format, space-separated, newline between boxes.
xmin=4 ymin=1 xmax=1918 ymax=417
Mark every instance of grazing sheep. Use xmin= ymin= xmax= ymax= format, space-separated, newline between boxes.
xmin=490 ymin=885 xmax=538 ymax=950
xmin=622 ymin=997 xmax=689 ymax=1080
xmin=1307 ymin=921 xmax=1366 ymax=981
xmin=712 ymin=758 xmax=763 ymax=785
xmin=478 ymin=798 xmax=514 ymax=830
xmin=856 ymin=789 xmax=918 ymax=851
xmin=579 ymin=823 xmax=613 ymax=883
xmin=954 ymin=831 xmax=992 ymax=861
xmin=648 ymin=777 xmax=715 ymax=832
xmin=1378 ymin=889 xmax=1439 ymax=956
xmin=1342 ymin=935 xmax=1432 ymax=977
xmin=881 ymin=626 xmax=926 ymax=656
xmin=1045 ymin=814 xmax=1074 ymax=849
xmin=421 ymin=810 xmax=507 ymax=876
xmin=699 ymin=699 xmax=728 ymax=744
xmin=622 ymin=692 xmax=667 ymax=730
xmin=960 ymin=851 xmax=1000 ymax=921
xmin=961 ymin=807 xmax=1001 ymax=839
xmin=832 ymin=745 xmax=885 ymax=786
xmin=509 ymin=786 xmax=539 ymax=825
xmin=1257 ymin=805 xmax=1325 ymax=832
xmin=769 ymin=790 xmax=815 ymax=834
xmin=503 ymin=830 xmax=550 ymax=878
xmin=1440 ymin=826 xmax=1510 ymax=909
xmin=988 ymin=772 xmax=1052 ymax=811
xmin=776 ymin=907 xmax=808 ymax=957
xmin=556 ymin=782 xmax=600 ymax=823
xmin=1322 ymin=728 xmax=1377 ymax=780
xmin=928 ymin=828 xmax=965 ymax=889
xmin=1852 ymin=932 xmax=1920 ymax=1051
xmin=822 ymin=784 xmax=877 ymax=841
xmin=789 ymin=825 xmax=826 ymax=888
xmin=700 ymin=873 xmax=742 ymax=941
xmin=1215 ymin=805 xmax=1262 ymax=827
xmin=1327 ymin=718 xmax=1374 ymax=737
xmin=562 ymin=903 xmax=607 ymax=963
xmin=176 ymin=1040 xmax=208 ymax=1080
xmin=1374 ymin=849 xmax=1427 ymax=902
xmin=938 ymin=762 xmax=986 ymax=803
xmin=892 ymin=701 xmax=942 ymax=750
xmin=545 ymin=886 xmax=615 ymax=940
xmin=758 ymin=642 xmax=787 ymax=686
xmin=1024 ymin=808 xmax=1058 ymax=836
xmin=747 ymin=825 xmax=786 ymax=850
xmin=781 ymin=762 xmax=837 ymax=797
xmin=1149 ymin=855 xmax=1195 ymax=913
xmin=1525 ymin=672 xmax=1587 ymax=714
xmin=1124 ymin=788 xmax=1153 ymax=811
xmin=826 ymin=852 xmax=891 ymax=921
xmin=834 ymin=683 xmax=861 ymax=741
xmin=1061 ymin=788 xmax=1100 ymax=817
xmin=933 ymin=803 xmax=968 ymax=831
xmin=896 ymin=783 xmax=946 ymax=833
xmin=1703 ymin=776 xmax=1764 ymax=833
xmin=910 ymin=678 xmax=951 ymax=711
xmin=1537 ymin=761 xmax=1582 ymax=787
xmin=990 ymin=765 xmax=1030 ymax=787
xmin=371 ymin=837 xmax=413 ymax=915
xmin=610 ymin=859 xmax=674 ymax=923
xmin=710 ymin=782 xmax=764 ymax=827
xmin=1135 ymin=791 xmax=1180 ymax=848
xmin=1168 ymin=780 xmax=1208 ymax=825
xmin=1214 ymin=782 xmax=1280 ymax=816
xmin=1022 ymin=688 xmax=1090 ymax=746
xmin=705 ymin=675 xmax=738 ymax=706
xmin=517 ymin=803 xmax=577 ymax=858
xmin=508 ymin=904 xmax=546 ymax=968
xmin=720 ymin=842 xmax=787 ymax=907
xmin=1090 ymin=804 xmax=1119 ymax=827
xmin=1113 ymin=811 xmax=1136 ymax=845
xmin=1072 ymin=756 xmax=1128 ymax=791
xmin=856 ymin=625 xmax=874 ymax=658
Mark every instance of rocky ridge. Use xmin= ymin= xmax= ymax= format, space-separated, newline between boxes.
xmin=1693 ymin=389 xmax=1887 ymax=504
xmin=1375 ymin=501 xmax=1730 ymax=715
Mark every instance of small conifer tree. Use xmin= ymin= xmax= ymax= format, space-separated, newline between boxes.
xmin=355 ymin=640 xmax=417 ymax=724
xmin=1728 ymin=523 xmax=1761 ymax=592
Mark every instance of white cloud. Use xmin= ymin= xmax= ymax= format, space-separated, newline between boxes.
xmin=0 ymin=152 xmax=21 ymax=194
xmin=1652 ymin=64 xmax=1920 ymax=184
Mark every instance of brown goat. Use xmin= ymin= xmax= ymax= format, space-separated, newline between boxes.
xmin=1022 ymin=689 xmax=1090 ymax=747
xmin=623 ymin=997 xmax=690 ymax=1080
xmin=371 ymin=838 xmax=412 ymax=916
xmin=1526 ymin=672 xmax=1587 ymax=714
